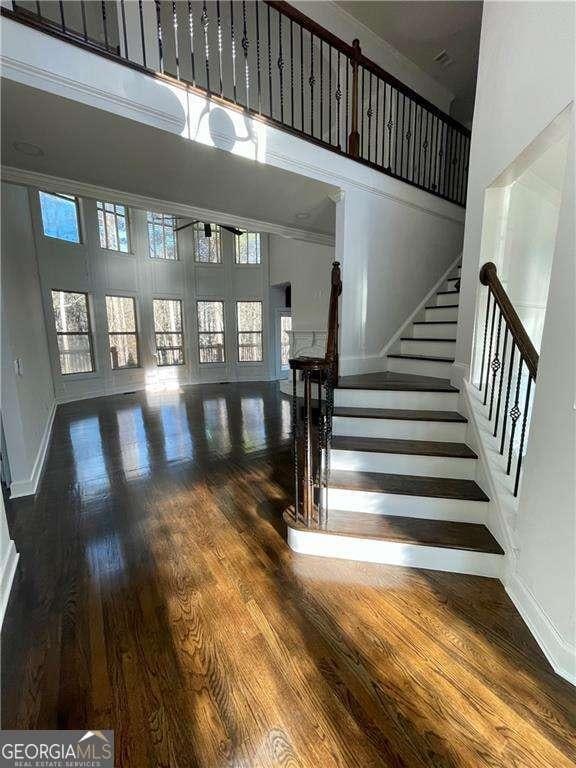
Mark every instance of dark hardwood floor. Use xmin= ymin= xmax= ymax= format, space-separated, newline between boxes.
xmin=2 ymin=382 xmax=575 ymax=767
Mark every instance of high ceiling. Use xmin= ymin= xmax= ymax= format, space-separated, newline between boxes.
xmin=337 ymin=1 xmax=483 ymax=122
xmin=1 ymin=80 xmax=337 ymax=237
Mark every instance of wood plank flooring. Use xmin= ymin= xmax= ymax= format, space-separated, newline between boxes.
xmin=2 ymin=382 xmax=575 ymax=767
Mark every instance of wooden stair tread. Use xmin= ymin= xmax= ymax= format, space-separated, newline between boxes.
xmin=437 ymin=290 xmax=460 ymax=295
xmin=337 ymin=372 xmax=459 ymax=393
xmin=329 ymin=469 xmax=490 ymax=501
xmin=400 ymin=337 xmax=456 ymax=342
xmin=333 ymin=407 xmax=467 ymax=423
xmin=286 ymin=511 xmax=503 ymax=555
xmin=388 ymin=353 xmax=455 ymax=363
xmin=413 ymin=320 xmax=457 ymax=325
xmin=426 ymin=304 xmax=459 ymax=310
xmin=332 ymin=436 xmax=477 ymax=459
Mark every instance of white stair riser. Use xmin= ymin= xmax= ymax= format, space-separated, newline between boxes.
xmin=333 ymin=416 xmax=467 ymax=442
xmin=401 ymin=339 xmax=456 ymax=357
xmin=287 ymin=527 xmax=502 ymax=578
xmin=409 ymin=323 xmax=457 ymax=340
xmin=436 ymin=293 xmax=460 ymax=307
xmin=331 ymin=449 xmax=476 ymax=479
xmin=388 ymin=356 xmax=454 ymax=379
xmin=335 ymin=388 xmax=459 ymax=410
xmin=325 ymin=487 xmax=487 ymax=522
xmin=445 ymin=277 xmax=460 ymax=291
xmin=425 ymin=306 xmax=459 ymax=322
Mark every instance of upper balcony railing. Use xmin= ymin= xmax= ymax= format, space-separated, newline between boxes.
xmin=3 ymin=0 xmax=471 ymax=206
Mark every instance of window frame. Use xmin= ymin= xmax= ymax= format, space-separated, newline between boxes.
xmin=234 ymin=231 xmax=261 ymax=265
xmin=193 ymin=222 xmax=222 ymax=265
xmin=39 ymin=190 xmax=82 ymax=245
xmin=152 ymin=297 xmax=185 ymax=367
xmin=147 ymin=212 xmax=179 ymax=261
xmin=105 ymin=294 xmax=141 ymax=370
xmin=50 ymin=288 xmax=95 ymax=376
xmin=97 ymin=200 xmax=130 ymax=253
xmin=236 ymin=299 xmax=264 ymax=364
xmin=196 ymin=299 xmax=226 ymax=365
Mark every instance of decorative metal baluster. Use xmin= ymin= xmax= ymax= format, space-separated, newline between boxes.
xmin=345 ymin=54 xmax=349 ymax=148
xmin=514 ymin=375 xmax=533 ymax=496
xmin=489 ymin=312 xmax=503 ymax=420
xmin=59 ymin=0 xmax=65 ymax=32
xmin=267 ymin=4 xmax=273 ymax=117
xmin=303 ymin=370 xmax=312 ymax=525
xmin=416 ymin=107 xmax=423 ymax=185
xmin=316 ymin=377 xmax=323 ymax=524
xmin=139 ymin=0 xmax=147 ymax=68
xmin=493 ymin=327 xmax=508 ymax=437
xmin=292 ymin=368 xmax=300 ymax=520
xmin=500 ymin=342 xmax=516 ymax=454
xmin=374 ymin=77 xmax=380 ymax=164
xmin=387 ymin=88 xmax=393 ymax=171
xmin=507 ymin=358 xmax=524 ymax=475
xmin=360 ymin=67 xmax=365 ymax=157
xmin=290 ymin=20 xmax=294 ymax=126
xmin=328 ymin=46 xmax=332 ymax=145
xmin=431 ymin=116 xmax=438 ymax=190
xmin=230 ymin=1 xmax=237 ymax=104
xmin=155 ymin=0 xmax=163 ymax=72
xmin=309 ymin=33 xmax=315 ymax=136
xmin=80 ymin=0 xmax=88 ymax=43
xmin=300 ymin=25 xmax=304 ymax=131
xmin=399 ymin=93 xmax=406 ymax=176
xmin=336 ymin=51 xmax=341 ymax=149
xmin=277 ymin=11 xmax=284 ymax=122
xmin=422 ymin=112 xmax=429 ymax=188
xmin=458 ymin=133 xmax=465 ymax=203
xmin=121 ymin=0 xmax=129 ymax=59
xmin=427 ymin=113 xmax=434 ymax=189
xmin=483 ymin=299 xmax=497 ymax=405
xmin=478 ymin=290 xmax=491 ymax=392
xmin=35 ymin=1 xmax=41 ymax=19
xmin=201 ymin=1 xmax=210 ymax=93
xmin=406 ymin=100 xmax=413 ymax=180
xmin=187 ymin=0 xmax=195 ymax=86
xmin=394 ymin=90 xmax=400 ymax=173
xmin=242 ymin=1 xmax=249 ymax=110
xmin=256 ymin=2 xmax=261 ymax=113
xmin=216 ymin=1 xmax=223 ymax=96
xmin=380 ymin=81 xmax=386 ymax=167
xmin=172 ymin=1 xmax=180 ymax=79
xmin=367 ymin=72 xmax=373 ymax=163
xmin=319 ymin=40 xmax=323 ymax=140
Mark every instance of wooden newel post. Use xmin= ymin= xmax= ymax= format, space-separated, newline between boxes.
xmin=347 ymin=38 xmax=361 ymax=157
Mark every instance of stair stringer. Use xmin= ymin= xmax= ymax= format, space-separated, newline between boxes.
xmin=379 ymin=252 xmax=462 ymax=363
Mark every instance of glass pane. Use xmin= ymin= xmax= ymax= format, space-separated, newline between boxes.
xmin=197 ymin=301 xmax=224 ymax=332
xmin=235 ymin=232 xmax=261 ymax=264
xmin=153 ymin=299 xmax=182 ymax=332
xmin=237 ymin=301 xmax=262 ymax=332
xmin=106 ymin=295 xmax=136 ymax=333
xmin=194 ymin=224 xmax=221 ymax=263
xmin=281 ymin=315 xmax=292 ymax=368
xmin=117 ymin=215 xmax=129 ymax=252
xmin=57 ymin=334 xmax=92 ymax=374
xmin=109 ymin=333 xmax=139 ymax=368
xmin=199 ymin=332 xmax=225 ymax=363
xmin=156 ymin=333 xmax=183 ymax=348
xmin=51 ymin=290 xmax=89 ymax=332
xmin=97 ymin=209 xmax=106 ymax=248
xmin=157 ymin=347 xmax=184 ymax=366
xmin=105 ymin=211 xmax=118 ymax=250
xmin=39 ymin=191 xmax=80 ymax=243
xmin=147 ymin=212 xmax=178 ymax=259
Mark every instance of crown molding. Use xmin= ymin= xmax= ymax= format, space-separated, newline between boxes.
xmin=1 ymin=166 xmax=335 ymax=247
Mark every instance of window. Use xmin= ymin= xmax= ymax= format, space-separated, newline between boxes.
xmin=197 ymin=301 xmax=225 ymax=363
xmin=153 ymin=298 xmax=184 ymax=365
xmin=237 ymin=301 xmax=263 ymax=362
xmin=280 ymin=315 xmax=292 ymax=369
xmin=51 ymin=290 xmax=94 ymax=374
xmin=147 ymin=212 xmax=178 ymax=260
xmin=235 ymin=231 xmax=261 ymax=264
xmin=39 ymin=191 xmax=81 ymax=243
xmin=98 ymin=201 xmax=129 ymax=252
xmin=193 ymin=222 xmax=221 ymax=263
xmin=106 ymin=296 xmax=139 ymax=369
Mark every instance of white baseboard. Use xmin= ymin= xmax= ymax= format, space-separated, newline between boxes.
xmin=339 ymin=353 xmax=386 ymax=376
xmin=9 ymin=399 xmax=56 ymax=499
xmin=0 ymin=540 xmax=19 ymax=627
xmin=506 ymin=572 xmax=576 ymax=685
xmin=450 ymin=361 xmax=470 ymax=389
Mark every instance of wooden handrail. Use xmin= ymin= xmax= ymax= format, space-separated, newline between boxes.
xmin=479 ymin=262 xmax=539 ymax=380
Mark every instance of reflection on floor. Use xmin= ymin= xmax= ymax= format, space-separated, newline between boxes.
xmin=3 ymin=382 xmax=575 ymax=767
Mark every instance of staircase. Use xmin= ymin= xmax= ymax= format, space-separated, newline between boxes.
xmin=286 ymin=263 xmax=505 ymax=578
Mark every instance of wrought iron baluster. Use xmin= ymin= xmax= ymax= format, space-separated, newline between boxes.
xmin=80 ymin=0 xmax=88 ymax=43
xmin=478 ymin=290 xmax=491 ymax=392
xmin=309 ymin=32 xmax=315 ymax=136
xmin=431 ymin=116 xmax=438 ymax=190
xmin=256 ymin=1 xmax=261 ymax=113
xmin=187 ymin=0 xmax=195 ymax=86
xmin=59 ymin=0 xmax=65 ymax=32
xmin=216 ymin=1 xmax=223 ymax=96
xmin=300 ymin=25 xmax=304 ymax=132
xmin=278 ymin=11 xmax=284 ymax=122
xmin=500 ymin=342 xmax=516 ymax=455
xmin=400 ymin=93 xmax=406 ymax=176
xmin=394 ymin=89 xmax=400 ymax=173
xmin=242 ymin=1 xmax=249 ymax=110
xmin=387 ymin=87 xmax=394 ymax=171
xmin=329 ymin=46 xmax=332 ymax=145
xmin=360 ymin=67 xmax=365 ymax=157
xmin=121 ymin=0 xmax=129 ymax=58
xmin=139 ymin=0 xmax=147 ymax=68
xmin=155 ymin=0 xmax=163 ymax=72
xmin=336 ymin=50 xmax=341 ymax=149
xmin=422 ymin=111 xmax=429 ymax=188
xmin=493 ymin=327 xmax=508 ymax=438
xmin=290 ymin=20 xmax=294 ymax=126
xmin=201 ymin=0 xmax=210 ymax=93
xmin=514 ymin=375 xmax=533 ymax=496
xmin=489 ymin=311 xmax=503 ymax=420
xmin=319 ymin=40 xmax=323 ymax=140
xmin=374 ymin=77 xmax=380 ymax=164
xmin=345 ymin=54 xmax=349 ymax=149
xmin=483 ymin=296 xmax=497 ymax=406
xmin=380 ymin=81 xmax=387 ymax=167
xmin=230 ymin=0 xmax=237 ymax=104
xmin=267 ymin=3 xmax=273 ymax=116
xmin=172 ymin=0 xmax=180 ymax=79
xmin=292 ymin=368 xmax=300 ymax=520
xmin=507 ymin=357 xmax=524 ymax=475
xmin=367 ymin=72 xmax=373 ymax=162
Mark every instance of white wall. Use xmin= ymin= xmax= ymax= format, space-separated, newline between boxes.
xmin=455 ymin=0 xmax=574 ymax=382
xmin=18 ymin=185 xmax=275 ymax=404
xmin=1 ymin=183 xmax=55 ymax=495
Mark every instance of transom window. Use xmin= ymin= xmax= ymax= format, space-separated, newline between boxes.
xmin=147 ymin=212 xmax=178 ymax=260
xmin=40 ymin=191 xmax=81 ymax=243
xmin=197 ymin=301 xmax=225 ymax=363
xmin=193 ymin=222 xmax=222 ymax=263
xmin=235 ymin=232 xmax=261 ymax=264
xmin=51 ymin=290 xmax=94 ymax=374
xmin=153 ymin=298 xmax=184 ymax=366
xmin=98 ymin=201 xmax=129 ymax=252
xmin=237 ymin=301 xmax=263 ymax=362
xmin=105 ymin=295 xmax=139 ymax=369
xmin=280 ymin=315 xmax=292 ymax=370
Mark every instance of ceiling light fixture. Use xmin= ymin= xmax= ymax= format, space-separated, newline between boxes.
xmin=433 ymin=49 xmax=454 ymax=68
xmin=12 ymin=141 xmax=44 ymax=157
xmin=295 ymin=212 xmax=310 ymax=220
